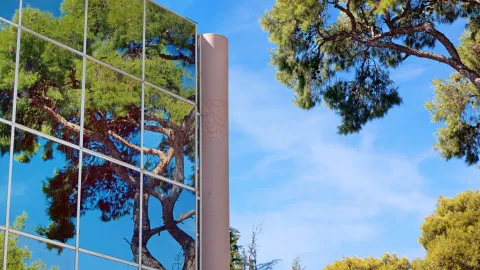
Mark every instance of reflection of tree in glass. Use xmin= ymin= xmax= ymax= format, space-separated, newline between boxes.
xmin=1 ymin=213 xmax=59 ymax=270
xmin=0 ymin=1 xmax=197 ymax=269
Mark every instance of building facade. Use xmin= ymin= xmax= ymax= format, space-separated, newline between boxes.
xmin=0 ymin=0 xmax=199 ymax=269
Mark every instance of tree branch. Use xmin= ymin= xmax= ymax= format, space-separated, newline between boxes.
xmin=158 ymin=53 xmax=195 ymax=65
xmin=107 ymin=130 xmax=166 ymax=159
xmin=145 ymin=210 xmax=195 ymax=239
xmin=334 ymin=0 xmax=357 ymax=32
xmin=367 ymin=40 xmax=452 ymax=65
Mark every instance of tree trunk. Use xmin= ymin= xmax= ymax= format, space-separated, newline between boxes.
xmin=162 ymin=198 xmax=196 ymax=270
xmin=455 ymin=64 xmax=480 ymax=91
xmin=161 ymin=146 xmax=196 ymax=270
xmin=131 ymin=188 xmax=166 ymax=270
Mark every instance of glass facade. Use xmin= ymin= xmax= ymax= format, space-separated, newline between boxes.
xmin=0 ymin=0 xmax=199 ymax=269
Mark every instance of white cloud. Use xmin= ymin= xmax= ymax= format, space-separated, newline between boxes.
xmin=391 ymin=65 xmax=427 ymax=83
xmin=229 ymin=66 xmax=437 ymax=269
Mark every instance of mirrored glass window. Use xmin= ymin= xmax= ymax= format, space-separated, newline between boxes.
xmin=22 ymin=0 xmax=85 ymax=51
xmin=10 ymin=128 xmax=79 ymax=247
xmin=0 ymin=1 xmax=19 ymax=23
xmin=145 ymin=1 xmax=196 ymax=100
xmin=0 ymin=22 xmax=17 ymax=121
xmin=0 ymin=123 xmax=11 ymax=227
xmin=6 ymin=233 xmax=75 ymax=269
xmin=79 ymin=153 xmax=140 ymax=262
xmin=142 ymin=175 xmax=196 ymax=269
xmin=143 ymin=85 xmax=195 ymax=185
xmin=84 ymin=60 xmax=141 ymax=167
xmin=78 ymin=252 xmax=137 ymax=270
xmin=0 ymin=1 xmax=198 ymax=269
xmin=17 ymin=31 xmax=82 ymax=144
xmin=87 ymin=0 xmax=143 ymax=78
xmin=0 ymin=229 xmax=3 ymax=267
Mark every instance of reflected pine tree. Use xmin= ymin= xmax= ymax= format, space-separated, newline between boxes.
xmin=0 ymin=1 xmax=197 ymax=269
xmin=0 ymin=213 xmax=59 ymax=270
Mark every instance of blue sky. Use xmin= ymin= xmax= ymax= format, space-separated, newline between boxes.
xmin=158 ymin=0 xmax=480 ymax=269
xmin=1 ymin=0 xmax=479 ymax=269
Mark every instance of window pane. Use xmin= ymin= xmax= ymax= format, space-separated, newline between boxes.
xmin=0 ymin=1 xmax=19 ymax=23
xmin=145 ymin=1 xmax=196 ymax=100
xmin=6 ymin=233 xmax=75 ymax=269
xmin=0 ymin=229 xmax=3 ymax=268
xmin=0 ymin=22 xmax=17 ymax=121
xmin=79 ymin=153 xmax=140 ymax=262
xmin=10 ymin=128 xmax=79 ymax=246
xmin=87 ymin=0 xmax=143 ymax=78
xmin=142 ymin=176 xmax=196 ymax=270
xmin=78 ymin=252 xmax=137 ymax=270
xmin=17 ymin=31 xmax=82 ymax=144
xmin=143 ymin=86 xmax=195 ymax=186
xmin=0 ymin=123 xmax=10 ymax=227
xmin=84 ymin=60 xmax=141 ymax=167
xmin=22 ymin=0 xmax=85 ymax=51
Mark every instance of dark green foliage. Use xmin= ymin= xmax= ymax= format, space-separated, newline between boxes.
xmin=323 ymin=66 xmax=401 ymax=134
xmin=230 ymin=228 xmax=243 ymax=269
xmin=230 ymin=225 xmax=281 ymax=270
xmin=262 ymin=0 xmax=480 ymax=137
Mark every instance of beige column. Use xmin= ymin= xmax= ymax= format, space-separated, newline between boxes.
xmin=200 ymin=34 xmax=229 ymax=269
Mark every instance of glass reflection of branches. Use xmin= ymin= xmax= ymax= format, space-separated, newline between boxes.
xmin=0 ymin=0 xmax=197 ymax=269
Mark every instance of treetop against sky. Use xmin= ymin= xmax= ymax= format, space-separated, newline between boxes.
xmin=157 ymin=0 xmax=480 ymax=268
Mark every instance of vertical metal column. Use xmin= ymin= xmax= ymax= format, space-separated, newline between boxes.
xmin=200 ymin=33 xmax=229 ymax=270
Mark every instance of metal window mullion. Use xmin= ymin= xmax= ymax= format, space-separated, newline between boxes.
xmin=138 ymin=0 xmax=147 ymax=268
xmin=194 ymin=27 xmax=199 ymax=270
xmin=4 ymin=122 xmax=197 ymax=191
xmin=144 ymin=81 xmax=195 ymax=106
xmin=9 ymin=229 xmax=76 ymax=251
xmin=7 ymin=16 xmax=196 ymax=108
xmin=3 ymin=0 xmax=22 ymax=268
xmin=0 ymin=118 xmax=12 ymax=126
xmin=78 ymin=248 xmax=139 ymax=267
xmin=146 ymin=0 xmax=196 ymax=25
xmin=0 ymin=17 xmax=18 ymax=27
xmin=14 ymin=123 xmax=80 ymax=150
xmin=74 ymin=0 xmax=89 ymax=269
xmin=143 ymin=170 xmax=195 ymax=192
xmin=4 ymin=225 xmax=141 ymax=269
xmin=198 ymin=32 xmax=203 ymax=270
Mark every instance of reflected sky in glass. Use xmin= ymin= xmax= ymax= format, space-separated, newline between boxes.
xmin=143 ymin=176 xmax=196 ymax=269
xmin=10 ymin=129 xmax=79 ymax=247
xmin=0 ymin=123 xmax=10 ymax=226
xmin=9 ymin=233 xmax=75 ymax=269
xmin=143 ymin=85 xmax=195 ymax=184
xmin=0 ymin=0 xmax=198 ymax=269
xmin=78 ymin=252 xmax=137 ymax=270
xmin=0 ymin=1 xmax=19 ymax=22
xmin=17 ymin=31 xmax=82 ymax=144
xmin=79 ymin=153 xmax=139 ymax=262
xmin=145 ymin=1 xmax=196 ymax=99
xmin=0 ymin=22 xmax=17 ymax=121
